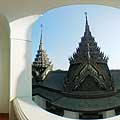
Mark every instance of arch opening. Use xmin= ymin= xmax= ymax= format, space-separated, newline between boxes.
xmin=32 ymin=4 xmax=120 ymax=119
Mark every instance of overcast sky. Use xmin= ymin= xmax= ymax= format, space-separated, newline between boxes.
xmin=32 ymin=5 xmax=120 ymax=70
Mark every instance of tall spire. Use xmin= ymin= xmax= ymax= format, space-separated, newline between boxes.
xmin=65 ymin=13 xmax=114 ymax=92
xmin=69 ymin=12 xmax=108 ymax=65
xmin=84 ymin=12 xmax=91 ymax=37
xmin=40 ymin=24 xmax=43 ymax=50
xmin=32 ymin=23 xmax=52 ymax=79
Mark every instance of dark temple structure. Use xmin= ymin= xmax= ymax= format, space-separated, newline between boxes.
xmin=64 ymin=12 xmax=114 ymax=94
xmin=32 ymin=24 xmax=53 ymax=81
xmin=32 ymin=13 xmax=120 ymax=119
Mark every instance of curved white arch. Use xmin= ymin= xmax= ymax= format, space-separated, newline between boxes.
xmin=0 ymin=0 xmax=119 ymax=22
xmin=13 ymin=97 xmax=120 ymax=120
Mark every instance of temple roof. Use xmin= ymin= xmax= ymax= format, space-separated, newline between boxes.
xmin=52 ymin=93 xmax=120 ymax=112
xmin=33 ymin=70 xmax=120 ymax=91
xmin=33 ymin=24 xmax=51 ymax=68
xmin=33 ymin=70 xmax=120 ymax=112
xmin=38 ymin=70 xmax=66 ymax=91
xmin=32 ymin=14 xmax=119 ymax=112
xmin=65 ymin=13 xmax=114 ymax=92
xmin=69 ymin=13 xmax=108 ymax=65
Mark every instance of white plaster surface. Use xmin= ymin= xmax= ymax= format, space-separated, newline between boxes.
xmin=10 ymin=16 xmax=39 ymax=101
xmin=13 ymin=97 xmax=120 ymax=120
xmin=14 ymin=97 xmax=77 ymax=120
xmin=0 ymin=0 xmax=120 ymax=22
xmin=10 ymin=15 xmax=39 ymax=40
xmin=10 ymin=39 xmax=31 ymax=99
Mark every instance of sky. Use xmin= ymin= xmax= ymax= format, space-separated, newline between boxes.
xmin=32 ymin=5 xmax=120 ymax=70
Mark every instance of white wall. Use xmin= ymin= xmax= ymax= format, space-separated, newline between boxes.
xmin=9 ymin=15 xmax=39 ymax=119
xmin=10 ymin=15 xmax=39 ymax=101
xmin=0 ymin=14 xmax=10 ymax=113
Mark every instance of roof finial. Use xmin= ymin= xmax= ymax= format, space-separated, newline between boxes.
xmin=40 ymin=24 xmax=43 ymax=50
xmin=85 ymin=12 xmax=87 ymax=22
xmin=85 ymin=12 xmax=88 ymax=26
xmin=84 ymin=12 xmax=91 ymax=37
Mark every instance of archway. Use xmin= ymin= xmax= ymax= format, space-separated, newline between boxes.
xmin=0 ymin=0 xmax=119 ymax=120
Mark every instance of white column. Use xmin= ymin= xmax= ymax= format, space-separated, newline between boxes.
xmin=10 ymin=15 xmax=39 ymax=100
xmin=64 ymin=110 xmax=79 ymax=119
xmin=103 ymin=109 xmax=115 ymax=118
xmin=9 ymin=15 xmax=39 ymax=120
xmin=0 ymin=14 xmax=10 ymax=113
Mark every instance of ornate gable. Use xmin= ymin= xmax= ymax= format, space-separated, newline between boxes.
xmin=71 ymin=64 xmax=106 ymax=91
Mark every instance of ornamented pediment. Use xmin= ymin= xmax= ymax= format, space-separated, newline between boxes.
xmin=73 ymin=64 xmax=106 ymax=91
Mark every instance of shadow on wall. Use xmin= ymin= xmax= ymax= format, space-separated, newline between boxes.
xmin=9 ymin=15 xmax=39 ymax=120
xmin=15 ymin=25 xmax=32 ymax=98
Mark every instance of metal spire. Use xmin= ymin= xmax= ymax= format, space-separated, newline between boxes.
xmin=40 ymin=24 xmax=43 ymax=50
xmin=85 ymin=12 xmax=88 ymax=25
xmin=84 ymin=12 xmax=91 ymax=37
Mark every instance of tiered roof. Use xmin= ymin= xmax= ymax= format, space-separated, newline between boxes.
xmin=64 ymin=13 xmax=114 ymax=92
xmin=32 ymin=24 xmax=51 ymax=79
xmin=69 ymin=12 xmax=108 ymax=65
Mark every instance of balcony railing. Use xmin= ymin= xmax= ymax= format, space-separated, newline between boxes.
xmin=13 ymin=97 xmax=120 ymax=120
